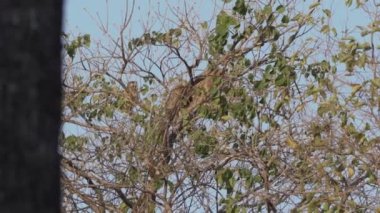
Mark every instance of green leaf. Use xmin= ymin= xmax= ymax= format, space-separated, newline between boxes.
xmin=281 ymin=15 xmax=289 ymax=23
xmin=274 ymin=100 xmax=284 ymax=112
xmin=216 ymin=11 xmax=238 ymax=36
xmin=254 ymin=80 xmax=268 ymax=90
xmin=83 ymin=34 xmax=91 ymax=47
xmin=350 ymin=84 xmax=362 ymax=95
xmin=221 ymin=115 xmax=233 ymax=121
xmin=322 ymin=9 xmax=332 ymax=18
xmin=275 ymin=74 xmax=290 ymax=87
xmin=248 ymin=73 xmax=254 ymax=82
xmin=345 ymin=0 xmax=353 ymax=7
xmin=340 ymin=112 xmax=348 ymax=127
xmin=233 ymin=0 xmax=248 ymax=15
xmin=263 ymin=5 xmax=272 ymax=16
xmin=309 ymin=1 xmax=321 ymax=10
xmin=276 ymin=5 xmax=285 ymax=13
xmin=321 ymin=25 xmax=330 ymax=34
xmin=371 ymin=78 xmax=380 ymax=88
xmin=66 ymin=45 xmax=76 ymax=59
xmin=317 ymin=102 xmax=332 ymax=116
xmin=64 ymin=135 xmax=87 ymax=151
xmin=200 ymin=21 xmax=208 ymax=29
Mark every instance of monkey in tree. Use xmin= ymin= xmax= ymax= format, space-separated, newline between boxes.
xmin=186 ymin=68 xmax=225 ymax=113
xmin=126 ymin=81 xmax=139 ymax=103
xmin=139 ymin=61 xmax=229 ymax=209
xmin=165 ymin=83 xmax=191 ymax=117
xmin=160 ymin=67 xmax=225 ymax=165
xmin=121 ymin=81 xmax=139 ymax=113
xmin=165 ymin=52 xmax=240 ymax=117
xmin=165 ymin=68 xmax=224 ymax=117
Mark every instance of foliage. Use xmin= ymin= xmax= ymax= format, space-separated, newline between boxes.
xmin=63 ymin=33 xmax=91 ymax=59
xmin=61 ymin=1 xmax=380 ymax=212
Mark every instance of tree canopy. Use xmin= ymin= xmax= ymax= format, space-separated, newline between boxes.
xmin=61 ymin=0 xmax=380 ymax=212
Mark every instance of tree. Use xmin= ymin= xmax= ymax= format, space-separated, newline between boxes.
xmin=62 ymin=0 xmax=380 ymax=212
xmin=0 ymin=0 xmax=63 ymax=212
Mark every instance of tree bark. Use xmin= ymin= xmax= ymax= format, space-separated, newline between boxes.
xmin=0 ymin=1 xmax=63 ymax=212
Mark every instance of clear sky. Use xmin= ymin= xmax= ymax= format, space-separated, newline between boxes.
xmin=64 ymin=0 xmax=369 ymax=43
xmin=63 ymin=0 xmax=221 ymax=40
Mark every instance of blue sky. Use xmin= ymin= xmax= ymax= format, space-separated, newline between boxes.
xmin=63 ymin=0 xmax=370 ymax=47
xmin=63 ymin=0 xmax=220 ymax=40
xmin=64 ymin=0 xmax=367 ymax=32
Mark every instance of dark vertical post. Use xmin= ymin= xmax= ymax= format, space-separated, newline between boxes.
xmin=0 ymin=1 xmax=63 ymax=212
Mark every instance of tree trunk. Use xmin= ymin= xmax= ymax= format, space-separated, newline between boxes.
xmin=0 ymin=1 xmax=63 ymax=212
